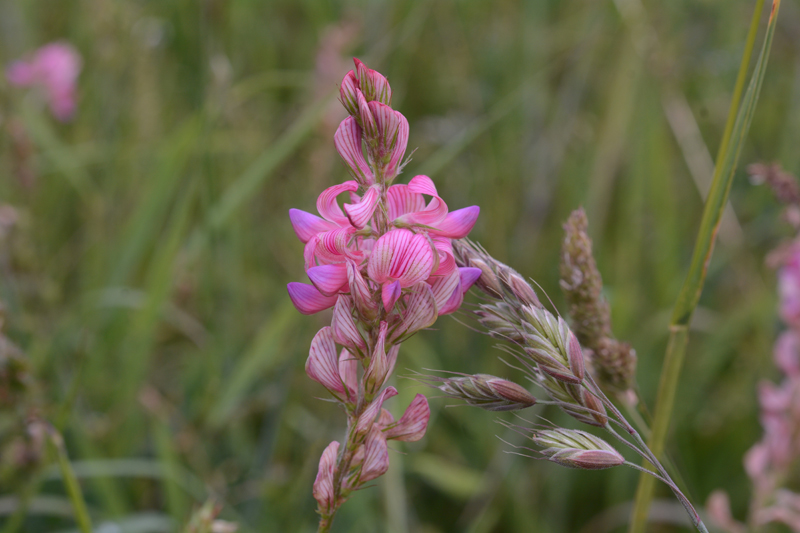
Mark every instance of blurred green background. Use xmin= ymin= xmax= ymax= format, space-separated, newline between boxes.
xmin=1 ymin=0 xmax=799 ymax=531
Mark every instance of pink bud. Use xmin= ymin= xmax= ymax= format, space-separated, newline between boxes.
xmin=331 ymin=296 xmax=367 ymax=352
xmin=313 ymin=441 xmax=340 ymax=514
xmin=334 ymin=117 xmax=373 ymax=186
xmin=346 ymin=261 xmax=378 ymax=320
xmin=364 ymin=323 xmax=398 ymax=395
xmin=354 ymin=58 xmax=392 ymax=105
xmin=356 ymin=386 xmax=398 ymax=437
xmin=339 ymin=70 xmax=360 ymax=117
xmin=306 ymin=327 xmax=346 ymax=396
xmin=357 ymin=90 xmax=377 ymax=139
xmin=338 ymin=349 xmax=358 ymax=402
xmin=358 ymin=431 xmax=389 ymax=482
xmin=383 ymin=394 xmax=430 ymax=442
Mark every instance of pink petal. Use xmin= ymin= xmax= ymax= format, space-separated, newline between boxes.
xmin=359 ymin=431 xmax=389 ymax=483
xmin=317 ymin=181 xmax=359 ymax=226
xmin=393 ymin=176 xmax=449 ymax=227
xmin=429 ymin=206 xmax=480 ymax=239
xmin=287 ymin=282 xmax=338 ymax=315
xmin=290 ymin=209 xmax=339 ymax=244
xmin=332 ymin=296 xmax=366 ymax=352
xmin=386 ymin=113 xmax=409 ymax=179
xmin=344 ymin=185 xmax=380 ymax=229
xmin=313 ymin=441 xmax=340 ymax=513
xmin=364 ymin=322 xmax=392 ymax=395
xmin=428 ymin=269 xmax=461 ymax=311
xmin=304 ymin=235 xmax=321 ymax=270
xmin=334 ymin=117 xmax=373 ymax=185
xmin=459 ymin=267 xmax=483 ymax=294
xmin=392 ymin=282 xmax=438 ymax=342
xmin=407 ymin=175 xmax=438 ymax=196
xmin=431 ymin=237 xmax=457 ymax=276
xmin=386 ymin=184 xmax=426 ymax=220
xmin=384 ymin=394 xmax=430 ymax=442
xmin=356 ymin=386 xmax=398 ymax=436
xmin=317 ymin=227 xmax=362 ymax=263
xmin=357 ymin=90 xmax=377 ymax=138
xmin=306 ymin=327 xmax=345 ymax=394
xmin=381 ymin=280 xmax=402 ymax=311
xmin=347 ymin=260 xmax=378 ymax=319
xmin=339 ymin=70 xmax=359 ymax=116
xmin=307 ymin=264 xmax=349 ymax=296
xmin=438 ymin=284 xmax=464 ymax=316
xmin=339 ymin=349 xmax=359 ymax=401
xmin=367 ymin=229 xmax=435 ymax=288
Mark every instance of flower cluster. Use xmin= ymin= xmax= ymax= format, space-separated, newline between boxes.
xmin=287 ymin=59 xmax=481 ymax=531
xmin=6 ymin=42 xmax=82 ymax=122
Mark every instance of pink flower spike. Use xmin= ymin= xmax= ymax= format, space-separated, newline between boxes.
xmin=306 ymin=327 xmax=346 ymax=395
xmin=429 ymin=206 xmax=480 ymax=239
xmin=307 ymin=264 xmax=349 ymax=296
xmin=365 ymin=322 xmax=393 ymax=395
xmin=339 ymin=70 xmax=360 ymax=116
xmin=332 ymin=297 xmax=366 ymax=352
xmin=384 ymin=394 xmax=430 ymax=442
xmin=339 ymin=349 xmax=359 ymax=401
xmin=316 ymin=181 xmax=359 ymax=226
xmin=357 ymin=90 xmax=377 ymax=138
xmin=313 ymin=441 xmax=340 ymax=514
xmin=356 ymin=386 xmax=398 ymax=437
xmin=368 ymin=229 xmax=436 ymax=288
xmin=344 ymin=185 xmax=380 ymax=229
xmin=289 ymin=209 xmax=338 ymax=244
xmin=381 ymin=280 xmax=402 ymax=311
xmin=287 ymin=282 xmax=339 ymax=315
xmin=334 ymin=117 xmax=373 ymax=186
xmin=359 ymin=431 xmax=389 ymax=483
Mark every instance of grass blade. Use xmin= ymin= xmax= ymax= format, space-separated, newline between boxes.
xmin=629 ymin=1 xmax=781 ymax=531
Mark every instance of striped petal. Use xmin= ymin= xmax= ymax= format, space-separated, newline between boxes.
xmin=386 ymin=184 xmax=426 ymax=220
xmin=386 ymin=113 xmax=409 ymax=179
xmin=317 ymin=181 xmax=359 ymax=226
xmin=287 ymin=282 xmax=338 ymax=315
xmin=367 ymin=229 xmax=435 ymax=287
xmin=334 ymin=117 xmax=373 ymax=185
xmin=364 ymin=322 xmax=390 ymax=395
xmin=347 ymin=260 xmax=378 ymax=319
xmin=381 ymin=280 xmax=402 ymax=311
xmin=383 ymin=394 xmax=430 ymax=442
xmin=307 ymin=264 xmax=349 ymax=296
xmin=359 ymin=431 xmax=389 ymax=483
xmin=313 ymin=441 xmax=340 ymax=514
xmin=289 ymin=209 xmax=338 ymax=243
xmin=393 ymin=175 xmax=449 ymax=227
xmin=357 ymin=90 xmax=377 ymax=138
xmin=344 ymin=185 xmax=380 ymax=229
xmin=429 ymin=206 xmax=480 ymax=239
xmin=392 ymin=282 xmax=438 ymax=342
xmin=339 ymin=70 xmax=359 ymax=116
xmin=428 ymin=269 xmax=461 ymax=311
xmin=339 ymin=348 xmax=358 ymax=401
xmin=306 ymin=327 xmax=345 ymax=394
xmin=331 ymin=296 xmax=366 ymax=352
xmin=431 ymin=237 xmax=457 ymax=276
xmin=356 ymin=386 xmax=398 ymax=437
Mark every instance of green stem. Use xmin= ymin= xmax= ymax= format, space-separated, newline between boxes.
xmin=629 ymin=1 xmax=780 ymax=530
xmin=48 ymin=426 xmax=93 ymax=533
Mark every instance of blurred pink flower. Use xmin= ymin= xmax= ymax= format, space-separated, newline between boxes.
xmin=7 ymin=42 xmax=82 ymax=121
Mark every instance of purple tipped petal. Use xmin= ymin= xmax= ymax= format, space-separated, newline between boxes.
xmin=334 ymin=117 xmax=373 ymax=185
xmin=306 ymin=327 xmax=345 ymax=394
xmin=459 ymin=267 xmax=483 ymax=294
xmin=287 ymin=282 xmax=338 ymax=315
xmin=429 ymin=206 xmax=480 ymax=239
xmin=307 ymin=264 xmax=349 ymax=296
xmin=289 ymin=209 xmax=338 ymax=244
xmin=316 ymin=181 xmax=359 ymax=226
xmin=384 ymin=394 xmax=430 ymax=442
xmin=381 ymin=280 xmax=402 ymax=311
xmin=344 ymin=185 xmax=380 ymax=229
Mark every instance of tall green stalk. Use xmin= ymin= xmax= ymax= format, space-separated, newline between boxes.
xmin=629 ymin=1 xmax=780 ymax=530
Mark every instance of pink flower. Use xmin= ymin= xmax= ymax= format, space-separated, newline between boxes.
xmin=368 ymin=228 xmax=436 ymax=310
xmin=306 ymin=327 xmax=357 ymax=402
xmin=388 ymin=175 xmax=480 ymax=238
xmin=380 ymin=394 xmax=431 ymax=442
xmin=7 ymin=42 xmax=82 ymax=121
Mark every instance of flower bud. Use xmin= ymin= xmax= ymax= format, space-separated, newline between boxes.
xmin=532 ymin=428 xmax=624 ymax=470
xmin=313 ymin=441 xmax=340 ymax=514
xmin=331 ymin=296 xmax=367 ymax=353
xmin=358 ymin=431 xmax=389 ymax=482
xmin=383 ymin=394 xmax=430 ymax=442
xmin=339 ymin=70 xmax=360 ymax=117
xmin=354 ymin=58 xmax=392 ymax=105
xmin=364 ymin=322 xmax=399 ymax=395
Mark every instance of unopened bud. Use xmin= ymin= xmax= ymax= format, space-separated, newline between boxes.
xmin=313 ymin=441 xmax=340 ymax=514
xmin=354 ymin=58 xmax=392 ymax=105
xmin=532 ymin=428 xmax=624 ymax=470
xmin=339 ymin=70 xmax=360 ymax=117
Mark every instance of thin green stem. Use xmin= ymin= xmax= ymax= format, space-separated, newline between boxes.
xmin=48 ymin=426 xmax=93 ymax=533
xmin=629 ymin=2 xmax=780 ymax=530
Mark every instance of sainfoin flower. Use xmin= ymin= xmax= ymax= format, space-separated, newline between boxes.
xmin=288 ymin=58 xmax=479 ymax=531
xmin=6 ymin=42 xmax=82 ymax=121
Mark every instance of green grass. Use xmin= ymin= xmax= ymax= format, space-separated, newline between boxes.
xmin=1 ymin=0 xmax=797 ymax=531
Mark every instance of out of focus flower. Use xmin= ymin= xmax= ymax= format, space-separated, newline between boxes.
xmin=6 ymin=42 xmax=82 ymax=121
